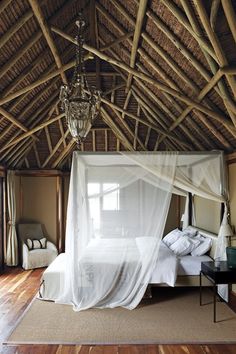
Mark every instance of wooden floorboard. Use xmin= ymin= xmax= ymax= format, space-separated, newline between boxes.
xmin=0 ymin=267 xmax=236 ymax=353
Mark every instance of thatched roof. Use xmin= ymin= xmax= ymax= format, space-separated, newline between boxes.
xmin=0 ymin=0 xmax=236 ymax=169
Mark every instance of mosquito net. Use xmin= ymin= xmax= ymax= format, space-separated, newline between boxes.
xmin=56 ymin=151 xmax=227 ymax=310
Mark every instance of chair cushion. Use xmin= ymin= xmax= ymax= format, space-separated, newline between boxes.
xmin=23 ymin=248 xmax=57 ymax=270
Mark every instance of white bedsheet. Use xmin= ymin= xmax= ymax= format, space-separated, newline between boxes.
xmin=149 ymin=241 xmax=178 ymax=286
xmin=178 ymin=254 xmax=212 ymax=276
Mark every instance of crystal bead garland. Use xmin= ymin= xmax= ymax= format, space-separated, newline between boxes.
xmin=60 ymin=13 xmax=101 ymax=145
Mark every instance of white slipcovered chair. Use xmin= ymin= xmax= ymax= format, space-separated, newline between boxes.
xmin=18 ymin=223 xmax=58 ymax=270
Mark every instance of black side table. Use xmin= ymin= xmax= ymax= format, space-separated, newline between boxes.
xmin=200 ymin=261 xmax=236 ymax=322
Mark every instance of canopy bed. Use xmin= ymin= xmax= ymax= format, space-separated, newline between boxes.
xmin=39 ymin=151 xmax=229 ymax=311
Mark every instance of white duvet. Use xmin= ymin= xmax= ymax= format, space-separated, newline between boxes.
xmin=39 ymin=238 xmax=179 ymax=303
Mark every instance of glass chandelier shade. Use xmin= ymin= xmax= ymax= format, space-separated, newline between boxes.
xmin=60 ymin=13 xmax=101 ymax=144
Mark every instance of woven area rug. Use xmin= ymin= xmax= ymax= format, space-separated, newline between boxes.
xmin=6 ymin=288 xmax=236 ymax=345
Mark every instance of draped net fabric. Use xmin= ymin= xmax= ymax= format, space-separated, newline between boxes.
xmin=56 ymin=151 xmax=227 ymax=310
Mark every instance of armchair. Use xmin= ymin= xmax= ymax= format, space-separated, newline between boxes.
xmin=18 ymin=223 xmax=58 ymax=270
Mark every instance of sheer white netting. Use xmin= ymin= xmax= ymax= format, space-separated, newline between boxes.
xmin=56 ymin=151 xmax=227 ymax=310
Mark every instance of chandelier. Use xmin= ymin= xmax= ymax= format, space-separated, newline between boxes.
xmin=60 ymin=13 xmax=101 ymax=144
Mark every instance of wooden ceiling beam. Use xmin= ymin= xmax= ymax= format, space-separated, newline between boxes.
xmin=33 ymin=144 xmax=41 ymax=168
xmin=10 ymin=101 xmax=60 ymax=167
xmin=103 ymin=0 xmax=236 ymax=117
xmin=132 ymin=89 xmax=190 ymax=147
xmin=101 ymin=107 xmax=134 ymax=151
xmin=193 ymin=0 xmax=236 ymax=100
xmin=51 ymin=26 xmax=234 ymax=129
xmin=0 ymin=32 xmax=42 ymax=79
xmin=45 ymin=126 xmax=53 ymax=154
xmin=90 ymin=0 xmax=101 ymax=90
xmin=111 ymin=106 xmax=146 ymax=151
xmin=126 ymin=0 xmax=148 ymax=92
xmin=0 ymin=114 xmax=64 ymax=153
xmin=221 ymin=0 xmax=236 ymax=45
xmin=0 ymin=0 xmax=12 ymax=14
xmin=0 ymin=99 xmax=57 ymax=161
xmin=42 ymin=130 xmax=70 ymax=168
xmin=0 ymin=107 xmax=29 ymax=132
xmin=3 ymin=99 xmax=59 ymax=165
xmin=99 ymin=30 xmax=229 ymax=150
xmin=210 ymin=0 xmax=221 ymax=31
xmin=160 ymin=0 xmax=218 ymax=62
xmin=0 ymin=53 xmax=92 ymax=106
xmin=101 ymin=99 xmax=191 ymax=149
xmin=52 ymin=139 xmax=76 ymax=169
xmin=97 ymin=4 xmax=233 ymax=147
xmin=7 ymin=139 xmax=33 ymax=167
xmin=97 ymin=2 xmax=200 ymax=95
xmin=28 ymin=0 xmax=67 ymax=85
xmin=145 ymin=6 xmax=222 ymax=98
xmin=0 ymin=9 xmax=33 ymax=50
xmin=180 ymin=0 xmax=236 ymax=133
xmin=56 ymin=106 xmax=67 ymax=149
xmin=100 ymin=32 xmax=134 ymax=52
xmin=13 ymin=140 xmax=39 ymax=168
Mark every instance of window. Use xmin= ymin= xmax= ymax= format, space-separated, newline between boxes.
xmin=102 ymin=183 xmax=120 ymax=211
xmin=87 ymin=182 xmax=120 ymax=235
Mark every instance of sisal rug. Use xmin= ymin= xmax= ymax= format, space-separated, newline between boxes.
xmin=6 ymin=288 xmax=236 ymax=345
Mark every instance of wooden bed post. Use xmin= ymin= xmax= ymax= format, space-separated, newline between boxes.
xmin=56 ymin=175 xmax=64 ymax=253
xmin=188 ymin=192 xmax=193 ymax=226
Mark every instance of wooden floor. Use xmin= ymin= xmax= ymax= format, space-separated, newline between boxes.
xmin=1 ymin=268 xmax=236 ymax=354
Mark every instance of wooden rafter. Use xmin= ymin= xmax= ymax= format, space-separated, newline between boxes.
xmin=9 ymin=100 xmax=60 ymax=167
xmin=101 ymin=35 xmax=205 ymax=150
xmin=0 ymin=0 xmax=12 ymax=14
xmin=0 ymin=114 xmax=64 ymax=153
xmin=101 ymin=107 xmax=134 ymax=151
xmin=42 ymin=130 xmax=70 ymax=168
xmin=96 ymin=4 xmax=233 ymax=146
xmin=50 ymin=26 xmax=236 ymax=130
xmin=160 ymin=0 xmax=217 ymax=62
xmin=52 ymin=139 xmax=76 ymax=168
xmin=90 ymin=0 xmax=101 ymax=90
xmin=210 ymin=0 xmax=221 ymax=31
xmin=180 ymin=0 xmax=236 ymax=130
xmin=126 ymin=0 xmax=148 ymax=92
xmin=28 ymin=0 xmax=67 ymax=85
xmin=98 ymin=24 xmax=230 ymax=150
xmin=221 ymin=0 xmax=236 ymax=45
xmin=0 ymin=9 xmax=33 ymax=50
xmin=0 ymin=53 xmax=93 ymax=107
xmin=100 ymin=32 xmax=134 ymax=52
xmin=193 ymin=0 xmax=236 ymax=100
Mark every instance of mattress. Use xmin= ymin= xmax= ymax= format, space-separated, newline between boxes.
xmin=178 ymin=254 xmax=212 ymax=276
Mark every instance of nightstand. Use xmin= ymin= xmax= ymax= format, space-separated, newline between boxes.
xmin=200 ymin=261 xmax=236 ymax=322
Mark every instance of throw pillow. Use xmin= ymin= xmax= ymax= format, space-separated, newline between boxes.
xmin=26 ymin=237 xmax=47 ymax=250
xmin=191 ymin=236 xmax=212 ymax=256
xmin=170 ymin=237 xmax=200 ymax=256
xmin=162 ymin=228 xmax=183 ymax=247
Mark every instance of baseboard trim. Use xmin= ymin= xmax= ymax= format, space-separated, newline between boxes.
xmin=229 ymin=291 xmax=236 ymax=313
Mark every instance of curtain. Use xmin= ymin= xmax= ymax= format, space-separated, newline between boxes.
xmin=56 ymin=151 xmax=227 ymax=310
xmin=56 ymin=152 xmax=177 ymax=310
xmin=6 ymin=170 xmax=18 ymax=266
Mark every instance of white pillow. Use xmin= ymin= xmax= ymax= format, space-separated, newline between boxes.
xmin=182 ymin=226 xmax=198 ymax=237
xmin=191 ymin=236 xmax=212 ymax=256
xmin=162 ymin=229 xmax=183 ymax=247
xmin=170 ymin=237 xmax=200 ymax=256
xmin=26 ymin=238 xmax=47 ymax=250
